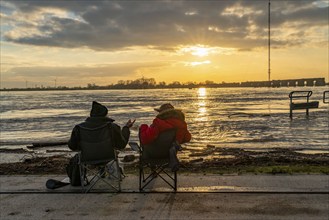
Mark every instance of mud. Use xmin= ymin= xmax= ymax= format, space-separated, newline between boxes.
xmin=0 ymin=147 xmax=328 ymax=175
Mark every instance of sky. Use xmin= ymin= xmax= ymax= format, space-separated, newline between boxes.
xmin=0 ymin=0 xmax=328 ymax=88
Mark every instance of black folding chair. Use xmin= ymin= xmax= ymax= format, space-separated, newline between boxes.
xmin=77 ymin=123 xmax=121 ymax=193
xmin=130 ymin=129 xmax=178 ymax=192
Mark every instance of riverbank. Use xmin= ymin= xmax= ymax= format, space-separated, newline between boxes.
xmin=1 ymin=148 xmax=328 ymax=175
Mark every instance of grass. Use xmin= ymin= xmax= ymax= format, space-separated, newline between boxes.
xmin=123 ymin=164 xmax=329 ymax=175
xmin=182 ymin=165 xmax=329 ymax=175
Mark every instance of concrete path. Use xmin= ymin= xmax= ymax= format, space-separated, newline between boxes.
xmin=1 ymin=174 xmax=328 ymax=219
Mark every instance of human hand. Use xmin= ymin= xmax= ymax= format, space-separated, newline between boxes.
xmin=125 ymin=119 xmax=136 ymax=128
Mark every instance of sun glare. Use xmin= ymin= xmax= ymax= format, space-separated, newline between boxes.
xmin=181 ymin=45 xmax=211 ymax=57
xmin=197 ymin=88 xmax=208 ymax=121
xmin=198 ymin=87 xmax=207 ymax=97
xmin=187 ymin=60 xmax=211 ymax=66
xmin=192 ymin=47 xmax=209 ymax=57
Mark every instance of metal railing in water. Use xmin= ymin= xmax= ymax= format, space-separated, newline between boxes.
xmin=289 ymin=91 xmax=319 ymax=119
xmin=323 ymin=91 xmax=329 ymax=104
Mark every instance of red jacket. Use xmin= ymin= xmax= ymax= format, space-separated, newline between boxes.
xmin=140 ymin=109 xmax=191 ymax=145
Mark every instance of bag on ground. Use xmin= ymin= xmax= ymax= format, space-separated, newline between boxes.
xmin=66 ymin=154 xmax=84 ymax=186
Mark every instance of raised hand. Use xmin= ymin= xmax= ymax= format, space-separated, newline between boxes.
xmin=125 ymin=119 xmax=136 ymax=128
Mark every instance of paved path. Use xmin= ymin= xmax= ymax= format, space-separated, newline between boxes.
xmin=1 ymin=174 xmax=328 ymax=219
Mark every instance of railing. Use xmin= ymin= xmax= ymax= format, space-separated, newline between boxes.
xmin=289 ymin=91 xmax=319 ymax=118
xmin=323 ymin=91 xmax=329 ymax=103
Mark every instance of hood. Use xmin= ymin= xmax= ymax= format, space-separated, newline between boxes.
xmin=90 ymin=101 xmax=108 ymax=117
xmin=156 ymin=109 xmax=185 ymax=121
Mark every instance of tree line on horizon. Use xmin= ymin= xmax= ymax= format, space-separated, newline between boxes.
xmin=1 ymin=77 xmax=326 ymax=91
xmin=90 ymin=77 xmax=239 ymax=89
xmin=2 ymin=77 xmax=240 ymax=91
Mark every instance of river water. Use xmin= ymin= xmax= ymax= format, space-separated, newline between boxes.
xmin=1 ymin=87 xmax=328 ymax=162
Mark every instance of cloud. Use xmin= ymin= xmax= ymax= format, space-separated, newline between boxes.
xmin=1 ymin=0 xmax=327 ymax=52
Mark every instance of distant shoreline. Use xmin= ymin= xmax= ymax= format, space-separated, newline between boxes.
xmin=1 ymin=83 xmax=328 ymax=92
xmin=0 ymin=87 xmax=213 ymax=92
xmin=1 ymin=77 xmax=327 ymax=91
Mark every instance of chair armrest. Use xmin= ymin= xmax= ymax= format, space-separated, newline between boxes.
xmin=129 ymin=142 xmax=141 ymax=152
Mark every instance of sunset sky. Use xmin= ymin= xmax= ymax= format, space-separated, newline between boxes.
xmin=1 ymin=0 xmax=328 ymax=88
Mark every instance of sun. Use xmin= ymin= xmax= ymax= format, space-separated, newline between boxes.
xmin=191 ymin=46 xmax=209 ymax=57
xmin=180 ymin=45 xmax=210 ymax=57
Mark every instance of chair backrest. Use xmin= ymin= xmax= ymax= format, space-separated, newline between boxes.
xmin=77 ymin=123 xmax=115 ymax=164
xmin=140 ymin=129 xmax=176 ymax=159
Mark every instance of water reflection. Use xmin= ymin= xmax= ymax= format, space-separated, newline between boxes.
xmin=198 ymin=87 xmax=207 ymax=97
xmin=198 ymin=101 xmax=206 ymax=115
xmin=196 ymin=88 xmax=208 ymax=121
xmin=1 ymin=87 xmax=328 ymax=152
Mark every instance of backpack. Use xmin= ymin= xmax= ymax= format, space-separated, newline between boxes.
xmin=66 ymin=154 xmax=87 ymax=186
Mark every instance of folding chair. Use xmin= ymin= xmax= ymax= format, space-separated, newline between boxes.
xmin=77 ymin=123 xmax=121 ymax=193
xmin=130 ymin=129 xmax=178 ymax=192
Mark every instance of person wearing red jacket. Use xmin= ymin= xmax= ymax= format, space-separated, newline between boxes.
xmin=140 ymin=103 xmax=191 ymax=145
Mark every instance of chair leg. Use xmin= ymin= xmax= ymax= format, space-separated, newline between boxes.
xmin=174 ymin=171 xmax=177 ymax=191
xmin=139 ymin=165 xmax=143 ymax=191
xmin=79 ymin=163 xmax=122 ymax=193
xmin=139 ymin=164 xmax=178 ymax=191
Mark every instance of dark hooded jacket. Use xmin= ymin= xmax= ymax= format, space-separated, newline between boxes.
xmin=68 ymin=102 xmax=130 ymax=151
xmin=140 ymin=109 xmax=191 ymax=145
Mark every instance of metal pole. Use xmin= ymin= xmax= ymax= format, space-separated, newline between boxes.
xmin=268 ymin=0 xmax=271 ymax=85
